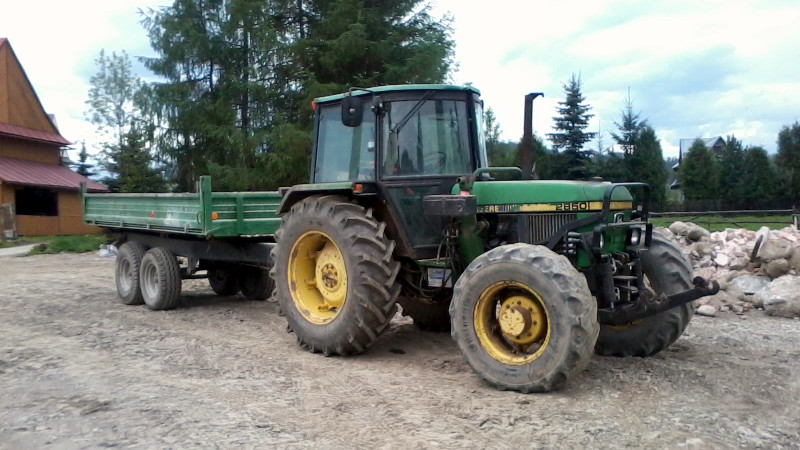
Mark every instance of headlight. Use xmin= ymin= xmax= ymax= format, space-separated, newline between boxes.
xmin=627 ymin=227 xmax=642 ymax=246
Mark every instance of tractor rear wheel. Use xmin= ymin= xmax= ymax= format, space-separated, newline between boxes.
xmin=595 ymin=232 xmax=694 ymax=357
xmin=271 ymin=196 xmax=400 ymax=356
xmin=450 ymin=244 xmax=598 ymax=393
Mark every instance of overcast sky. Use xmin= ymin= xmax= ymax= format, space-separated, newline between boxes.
xmin=2 ymin=0 xmax=798 ymax=160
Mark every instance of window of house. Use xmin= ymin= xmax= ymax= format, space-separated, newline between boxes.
xmin=15 ymin=187 xmax=58 ymax=216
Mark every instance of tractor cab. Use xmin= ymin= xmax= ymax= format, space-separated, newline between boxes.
xmin=306 ymin=85 xmax=486 ymax=258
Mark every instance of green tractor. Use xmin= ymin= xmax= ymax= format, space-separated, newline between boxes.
xmin=271 ymin=84 xmax=718 ymax=392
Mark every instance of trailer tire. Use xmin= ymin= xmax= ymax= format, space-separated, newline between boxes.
xmin=272 ymin=195 xmax=400 ymax=356
xmin=399 ymin=296 xmax=451 ymax=332
xmin=115 ymin=242 xmax=147 ymax=305
xmin=450 ymin=244 xmax=598 ymax=393
xmin=208 ymin=267 xmax=240 ymax=296
xmin=240 ymin=266 xmax=273 ymax=301
xmin=140 ymin=247 xmax=182 ymax=310
xmin=595 ymin=232 xmax=694 ymax=357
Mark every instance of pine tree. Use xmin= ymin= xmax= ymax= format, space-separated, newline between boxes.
xmin=73 ymin=142 xmax=96 ymax=178
xmin=140 ymin=0 xmax=455 ymax=191
xmin=776 ymin=121 xmax=800 ymax=205
xmin=548 ymin=73 xmax=596 ymax=179
xmin=678 ymin=139 xmax=720 ymax=201
xmin=610 ymin=92 xmax=641 ymax=158
xmin=740 ymin=146 xmax=777 ymax=208
xmin=718 ymin=135 xmax=746 ymax=208
xmin=628 ymin=125 xmax=668 ymax=209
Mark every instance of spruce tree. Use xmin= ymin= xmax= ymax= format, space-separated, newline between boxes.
xmin=678 ymin=139 xmax=720 ymax=201
xmin=548 ymin=73 xmax=596 ymax=179
xmin=776 ymin=121 xmax=800 ymax=205
xmin=718 ymin=135 xmax=746 ymax=208
xmin=740 ymin=146 xmax=777 ymax=208
xmin=140 ymin=0 xmax=455 ymax=191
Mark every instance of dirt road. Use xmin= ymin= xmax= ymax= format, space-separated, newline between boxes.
xmin=1 ymin=253 xmax=799 ymax=449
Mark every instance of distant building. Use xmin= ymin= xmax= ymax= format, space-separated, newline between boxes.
xmin=670 ymin=136 xmax=725 ymax=191
xmin=679 ymin=137 xmax=725 ymax=157
xmin=0 ymin=38 xmax=107 ymax=236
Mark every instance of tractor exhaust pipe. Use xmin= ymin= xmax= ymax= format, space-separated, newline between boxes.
xmin=520 ymin=92 xmax=544 ymax=180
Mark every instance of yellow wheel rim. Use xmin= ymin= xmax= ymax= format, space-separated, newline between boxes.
xmin=474 ymin=281 xmax=550 ymax=366
xmin=288 ymin=231 xmax=348 ymax=324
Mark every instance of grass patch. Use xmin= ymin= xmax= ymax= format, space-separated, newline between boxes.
xmin=651 ymin=215 xmax=796 ymax=232
xmin=25 ymin=235 xmax=109 ymax=255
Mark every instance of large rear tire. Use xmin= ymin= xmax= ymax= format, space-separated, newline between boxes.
xmin=450 ymin=244 xmax=598 ymax=393
xmin=115 ymin=242 xmax=147 ymax=305
xmin=595 ymin=232 xmax=694 ymax=357
xmin=271 ymin=196 xmax=400 ymax=356
xmin=140 ymin=247 xmax=182 ymax=311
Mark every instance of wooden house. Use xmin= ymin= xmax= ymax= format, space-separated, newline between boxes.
xmin=0 ymin=38 xmax=107 ymax=236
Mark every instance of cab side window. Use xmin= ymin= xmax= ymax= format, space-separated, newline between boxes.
xmin=314 ymin=103 xmax=376 ymax=182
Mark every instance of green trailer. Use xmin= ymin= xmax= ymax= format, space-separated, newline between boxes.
xmin=83 ymin=176 xmax=282 ymax=238
xmin=83 ymin=176 xmax=284 ymax=308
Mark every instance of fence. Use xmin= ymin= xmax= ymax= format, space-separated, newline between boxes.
xmin=650 ymin=209 xmax=799 ymax=230
xmin=0 ymin=204 xmax=15 ymax=241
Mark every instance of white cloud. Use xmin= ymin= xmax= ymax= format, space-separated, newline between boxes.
xmin=2 ymin=0 xmax=799 ymax=163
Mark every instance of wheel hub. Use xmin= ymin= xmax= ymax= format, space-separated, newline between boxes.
xmin=474 ymin=282 xmax=551 ymax=366
xmin=498 ymin=295 xmax=547 ymax=347
xmin=314 ymin=241 xmax=347 ymax=306
xmin=288 ymin=231 xmax=348 ymax=324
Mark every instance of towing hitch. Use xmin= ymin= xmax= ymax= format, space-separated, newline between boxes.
xmin=598 ymin=277 xmax=720 ymax=326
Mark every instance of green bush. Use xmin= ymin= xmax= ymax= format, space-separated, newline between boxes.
xmin=26 ymin=235 xmax=109 ymax=255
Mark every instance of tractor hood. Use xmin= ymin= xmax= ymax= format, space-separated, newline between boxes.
xmin=456 ymin=180 xmax=634 ymax=213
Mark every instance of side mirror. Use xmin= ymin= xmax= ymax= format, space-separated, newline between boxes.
xmin=341 ymin=96 xmax=363 ymax=127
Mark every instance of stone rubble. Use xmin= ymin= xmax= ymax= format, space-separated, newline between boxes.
xmin=656 ymin=222 xmax=800 ymax=318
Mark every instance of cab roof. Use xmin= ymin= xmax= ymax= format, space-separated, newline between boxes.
xmin=314 ymin=84 xmax=481 ymax=105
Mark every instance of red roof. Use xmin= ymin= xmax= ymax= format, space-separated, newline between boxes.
xmin=0 ymin=122 xmax=71 ymax=146
xmin=0 ymin=156 xmax=108 ymax=192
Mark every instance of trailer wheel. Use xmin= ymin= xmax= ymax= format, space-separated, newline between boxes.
xmin=208 ymin=267 xmax=240 ymax=296
xmin=595 ymin=232 xmax=694 ymax=357
xmin=399 ymin=296 xmax=451 ymax=332
xmin=115 ymin=242 xmax=147 ymax=305
xmin=240 ymin=266 xmax=273 ymax=301
xmin=450 ymin=244 xmax=598 ymax=393
xmin=140 ymin=247 xmax=182 ymax=310
xmin=272 ymin=195 xmax=400 ymax=356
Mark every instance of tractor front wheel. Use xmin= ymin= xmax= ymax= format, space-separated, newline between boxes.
xmin=450 ymin=244 xmax=598 ymax=393
xmin=595 ymin=232 xmax=694 ymax=357
xmin=271 ymin=196 xmax=400 ymax=356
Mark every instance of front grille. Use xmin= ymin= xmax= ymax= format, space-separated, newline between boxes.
xmin=521 ymin=213 xmax=578 ymax=244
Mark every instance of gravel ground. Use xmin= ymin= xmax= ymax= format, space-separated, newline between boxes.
xmin=1 ymin=253 xmax=799 ymax=449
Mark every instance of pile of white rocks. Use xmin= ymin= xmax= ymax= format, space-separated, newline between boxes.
xmin=656 ymin=221 xmax=800 ymax=319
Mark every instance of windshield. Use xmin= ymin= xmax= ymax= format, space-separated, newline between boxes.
xmin=381 ymin=99 xmax=471 ymax=177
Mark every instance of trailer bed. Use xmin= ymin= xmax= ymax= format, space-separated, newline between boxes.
xmin=83 ymin=177 xmax=282 ymax=238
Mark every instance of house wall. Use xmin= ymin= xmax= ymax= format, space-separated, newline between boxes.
xmin=0 ymin=137 xmax=61 ymax=164
xmin=5 ymin=186 xmax=101 ymax=236
xmin=57 ymin=190 xmax=101 ymax=235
